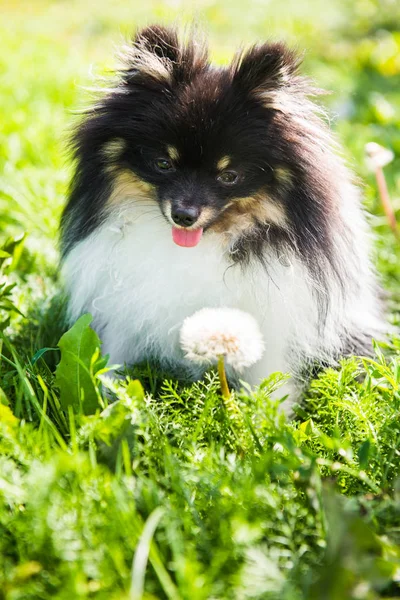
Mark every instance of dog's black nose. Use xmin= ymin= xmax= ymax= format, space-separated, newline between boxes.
xmin=171 ymin=206 xmax=200 ymax=227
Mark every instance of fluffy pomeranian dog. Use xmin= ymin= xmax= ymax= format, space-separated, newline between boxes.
xmin=61 ymin=25 xmax=384 ymax=406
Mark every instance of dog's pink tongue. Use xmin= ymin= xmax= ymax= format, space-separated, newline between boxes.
xmin=172 ymin=227 xmax=203 ymax=248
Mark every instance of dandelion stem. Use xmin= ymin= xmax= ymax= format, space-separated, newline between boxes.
xmin=217 ymin=355 xmax=230 ymax=399
xmin=375 ymin=165 xmax=399 ymax=239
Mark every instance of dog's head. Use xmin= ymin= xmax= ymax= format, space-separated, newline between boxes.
xmin=63 ymin=25 xmax=338 ymax=260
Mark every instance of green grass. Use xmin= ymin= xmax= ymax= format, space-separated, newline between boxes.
xmin=1 ymin=1 xmax=400 ymax=598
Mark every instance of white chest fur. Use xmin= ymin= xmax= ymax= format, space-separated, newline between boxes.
xmin=62 ymin=204 xmax=342 ymax=387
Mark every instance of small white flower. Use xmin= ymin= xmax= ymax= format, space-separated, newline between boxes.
xmin=180 ymin=307 xmax=264 ymax=371
xmin=365 ymin=142 xmax=394 ymax=171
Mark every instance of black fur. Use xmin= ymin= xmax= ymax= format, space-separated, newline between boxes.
xmin=60 ymin=25 xmax=387 ymax=392
xmin=61 ymin=26 xmax=385 ymax=361
xmin=62 ymin=25 xmax=336 ymax=279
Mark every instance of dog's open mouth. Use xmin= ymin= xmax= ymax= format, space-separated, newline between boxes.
xmin=172 ymin=227 xmax=204 ymax=248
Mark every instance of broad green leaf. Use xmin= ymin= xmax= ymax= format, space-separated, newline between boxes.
xmin=55 ymin=314 xmax=109 ymax=415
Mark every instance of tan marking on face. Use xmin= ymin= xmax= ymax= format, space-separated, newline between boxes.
xmin=101 ymin=138 xmax=127 ymax=160
xmin=107 ymin=170 xmax=155 ymax=206
xmin=162 ymin=199 xmax=173 ymax=222
xmin=217 ymin=156 xmax=231 ymax=171
xmin=211 ymin=193 xmax=287 ymax=240
xmin=275 ymin=167 xmax=293 ymax=191
xmin=167 ymin=145 xmax=180 ymax=162
xmin=196 ymin=206 xmax=217 ymax=228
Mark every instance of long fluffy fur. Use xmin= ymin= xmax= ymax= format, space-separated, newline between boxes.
xmin=61 ymin=25 xmax=385 ymax=409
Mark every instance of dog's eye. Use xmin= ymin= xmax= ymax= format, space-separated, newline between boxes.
xmin=217 ymin=170 xmax=240 ymax=186
xmin=154 ymin=158 xmax=175 ymax=172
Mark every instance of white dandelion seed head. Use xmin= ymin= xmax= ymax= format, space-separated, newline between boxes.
xmin=180 ymin=307 xmax=265 ymax=371
xmin=365 ymin=142 xmax=394 ymax=171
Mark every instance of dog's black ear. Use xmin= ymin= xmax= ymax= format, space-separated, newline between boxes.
xmin=231 ymin=42 xmax=300 ymax=93
xmin=134 ymin=25 xmax=181 ymax=63
xmin=121 ymin=25 xmax=209 ymax=89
